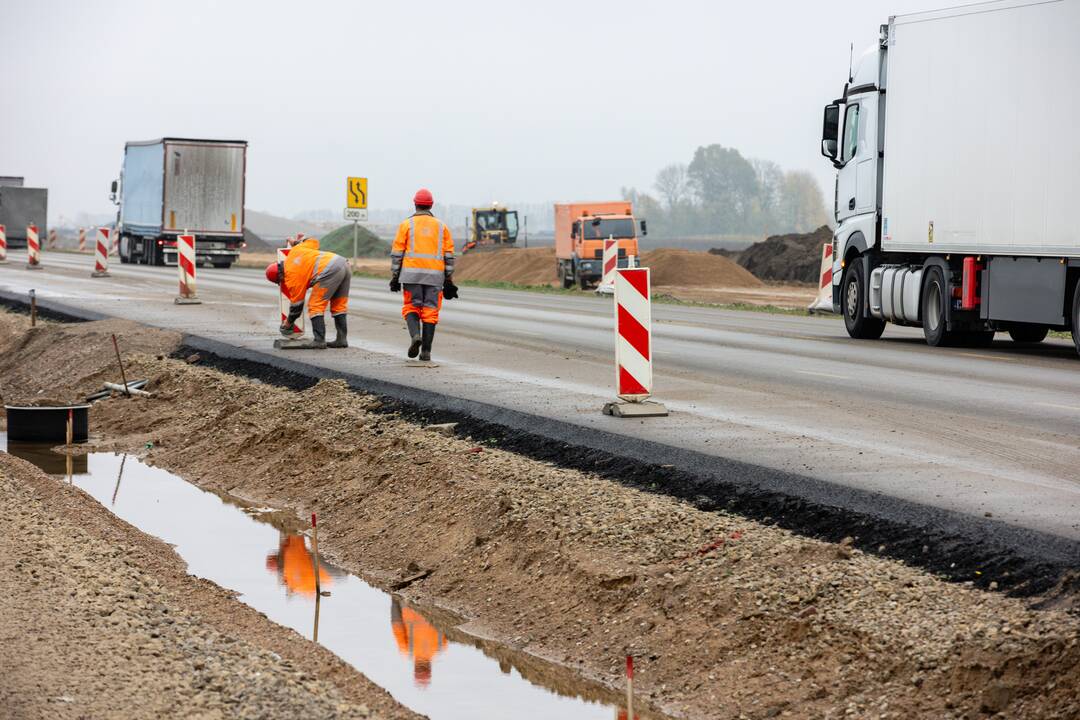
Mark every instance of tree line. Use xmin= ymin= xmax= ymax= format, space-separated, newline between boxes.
xmin=622 ymin=144 xmax=829 ymax=239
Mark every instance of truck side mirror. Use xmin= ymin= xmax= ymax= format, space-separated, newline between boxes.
xmin=821 ymin=103 xmax=840 ymax=160
xmin=640 ymin=220 xmax=648 ymax=236
xmin=110 ymin=180 xmax=118 ymax=193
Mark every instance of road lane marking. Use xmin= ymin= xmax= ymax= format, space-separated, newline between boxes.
xmin=956 ymin=352 xmax=1018 ymax=363
xmin=796 ymin=370 xmax=846 ymax=380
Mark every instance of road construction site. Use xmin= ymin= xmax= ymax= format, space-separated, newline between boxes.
xmin=2 ymin=307 xmax=1079 ymax=720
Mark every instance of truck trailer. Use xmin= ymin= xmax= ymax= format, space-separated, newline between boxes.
xmin=113 ymin=138 xmax=247 ymax=267
xmin=0 ymin=177 xmax=48 ymax=249
xmin=554 ymin=201 xmax=646 ymax=289
xmin=821 ymin=0 xmax=1080 ymax=355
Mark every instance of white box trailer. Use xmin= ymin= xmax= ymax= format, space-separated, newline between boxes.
xmin=820 ymin=0 xmax=1080 ymax=353
xmin=114 ymin=138 xmax=247 ymax=268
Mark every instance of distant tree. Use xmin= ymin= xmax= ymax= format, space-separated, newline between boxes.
xmin=653 ymin=163 xmax=690 ymax=211
xmin=778 ymin=171 xmax=829 ymax=233
xmin=687 ymin=145 xmax=760 ymax=233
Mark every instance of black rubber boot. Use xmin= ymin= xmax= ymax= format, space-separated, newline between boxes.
xmin=406 ymin=314 xmax=422 ymax=358
xmin=419 ymin=322 xmax=436 ymax=362
xmin=327 ymin=314 xmax=348 ymax=348
xmin=309 ymin=315 xmax=328 ymax=349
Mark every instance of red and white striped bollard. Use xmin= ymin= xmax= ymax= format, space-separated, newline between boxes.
xmin=47 ymin=228 xmax=57 ymax=249
xmin=596 ymin=235 xmax=617 ymax=294
xmin=603 ymin=267 xmax=667 ymax=417
xmin=175 ymin=232 xmax=201 ymax=304
xmin=92 ymin=227 xmax=111 ymax=277
xmin=807 ymin=242 xmax=835 ymax=314
xmin=26 ymin=223 xmax=42 ymax=269
xmin=0 ymin=224 xmax=7 ymax=264
xmin=112 ymin=226 xmax=120 ymax=255
xmin=78 ymin=227 xmax=87 ymax=252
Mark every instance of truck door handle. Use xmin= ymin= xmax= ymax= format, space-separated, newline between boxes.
xmin=848 ymin=198 xmax=856 ymax=211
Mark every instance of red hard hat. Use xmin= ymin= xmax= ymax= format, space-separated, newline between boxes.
xmin=265 ymin=262 xmax=279 ymax=284
xmin=413 ymin=188 xmax=434 ymax=207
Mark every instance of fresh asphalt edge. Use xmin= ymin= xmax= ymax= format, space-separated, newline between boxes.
xmin=4 ymin=288 xmax=1077 ymax=601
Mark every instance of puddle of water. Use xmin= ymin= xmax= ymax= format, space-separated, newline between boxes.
xmin=1 ymin=434 xmax=654 ymax=720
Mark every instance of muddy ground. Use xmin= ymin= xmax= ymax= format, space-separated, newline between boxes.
xmin=1 ymin=311 xmax=1079 ymax=719
xmin=0 ymin=447 xmax=416 ymax=719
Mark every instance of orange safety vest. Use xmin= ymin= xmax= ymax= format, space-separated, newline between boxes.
xmin=392 ymin=214 xmax=454 ymax=286
xmin=282 ymin=239 xmax=335 ymax=304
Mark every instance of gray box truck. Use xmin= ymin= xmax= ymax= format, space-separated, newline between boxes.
xmin=0 ymin=177 xmax=48 ymax=249
xmin=821 ymin=0 xmax=1080 ymax=355
xmin=113 ymin=137 xmax=247 ymax=267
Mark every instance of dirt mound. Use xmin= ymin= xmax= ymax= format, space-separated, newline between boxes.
xmin=318 ymin=223 xmax=391 ymax=258
xmin=453 ymin=247 xmax=557 ymax=286
xmin=641 ymin=248 xmax=762 ymax=288
xmin=734 ymin=225 xmax=832 ymax=284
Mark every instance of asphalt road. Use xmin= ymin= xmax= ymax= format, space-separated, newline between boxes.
xmin=3 ymin=252 xmax=1080 ymax=557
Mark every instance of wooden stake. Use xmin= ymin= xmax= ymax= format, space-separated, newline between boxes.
xmin=111 ymin=454 xmax=127 ymax=506
xmin=29 ymin=289 xmax=36 ymax=327
xmin=66 ymin=408 xmax=73 ymax=447
xmin=311 ymin=513 xmax=322 ymax=596
xmin=312 ymin=592 xmax=322 ymax=643
xmin=626 ymin=654 xmax=634 ymax=720
xmin=111 ymin=334 xmax=131 ymax=397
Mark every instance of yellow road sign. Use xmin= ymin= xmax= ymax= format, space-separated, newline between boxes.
xmin=347 ymin=177 xmax=368 ymax=209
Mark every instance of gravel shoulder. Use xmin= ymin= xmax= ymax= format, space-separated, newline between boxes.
xmin=2 ymin=310 xmax=1079 ymax=719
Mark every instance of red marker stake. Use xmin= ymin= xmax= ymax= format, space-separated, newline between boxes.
xmin=626 ymin=654 xmax=634 ymax=720
xmin=311 ymin=513 xmax=322 ymax=596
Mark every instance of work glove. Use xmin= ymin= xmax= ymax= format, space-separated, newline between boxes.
xmin=443 ymin=281 xmax=459 ymax=300
xmin=389 ymin=274 xmax=401 ymax=293
xmin=279 ymin=322 xmax=298 ymax=337
xmin=280 ymin=304 xmax=303 ymax=336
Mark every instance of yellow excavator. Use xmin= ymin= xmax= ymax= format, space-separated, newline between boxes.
xmin=463 ymin=204 xmax=519 ymax=253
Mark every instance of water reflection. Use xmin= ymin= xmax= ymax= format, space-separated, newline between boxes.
xmin=6 ymin=440 xmax=87 ymax=474
xmin=1 ymin=434 xmax=664 ymax=720
xmin=392 ymin=598 xmax=448 ymax=687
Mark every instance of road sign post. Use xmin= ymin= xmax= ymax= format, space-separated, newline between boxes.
xmin=346 ymin=177 xmax=368 ymax=269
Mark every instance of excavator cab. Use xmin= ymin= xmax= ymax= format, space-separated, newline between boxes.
xmin=464 ymin=206 xmax=519 ymax=253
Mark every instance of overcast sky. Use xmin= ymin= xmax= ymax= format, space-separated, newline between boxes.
xmin=3 ymin=0 xmax=939 ymax=222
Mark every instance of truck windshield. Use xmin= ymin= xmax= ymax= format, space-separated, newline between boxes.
xmin=582 ymin=218 xmax=635 ymax=240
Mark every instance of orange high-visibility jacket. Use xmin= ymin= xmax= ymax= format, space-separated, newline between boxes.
xmin=282 ymin=238 xmax=336 ymax=304
xmin=391 ymin=212 xmax=454 ymax=286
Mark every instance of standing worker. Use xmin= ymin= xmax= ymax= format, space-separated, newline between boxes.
xmin=265 ymin=236 xmax=350 ymax=348
xmin=390 ymin=188 xmax=458 ymax=361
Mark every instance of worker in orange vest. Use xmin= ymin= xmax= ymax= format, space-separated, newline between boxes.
xmin=390 ymin=599 xmax=447 ymax=687
xmin=264 ymin=533 xmax=332 ymax=597
xmin=389 ymin=188 xmax=458 ymax=361
xmin=265 ymin=236 xmax=350 ymax=348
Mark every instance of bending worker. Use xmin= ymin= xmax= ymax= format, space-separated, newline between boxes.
xmin=390 ymin=188 xmax=458 ymax=361
xmin=265 ymin=236 xmax=350 ymax=348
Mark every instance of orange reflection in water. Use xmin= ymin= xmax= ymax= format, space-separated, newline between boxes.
xmin=265 ymin=533 xmax=332 ymax=597
xmin=391 ymin=599 xmax=448 ymax=687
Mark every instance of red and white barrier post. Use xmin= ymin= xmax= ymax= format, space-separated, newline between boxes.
xmin=603 ymin=267 xmax=668 ymax=417
xmin=174 ymin=232 xmax=201 ymax=304
xmin=92 ymin=227 xmax=111 ymax=277
xmin=111 ymin=226 xmax=120 ymax=255
xmin=26 ymin=223 xmax=42 ymax=269
xmin=276 ymin=247 xmax=305 ymax=335
xmin=47 ymin=228 xmax=57 ymax=250
xmin=596 ymin=235 xmax=618 ymax=295
xmin=0 ymin=224 xmax=7 ymax=264
xmin=807 ymin=242 xmax=835 ymax=314
xmin=78 ymin=227 xmax=87 ymax=252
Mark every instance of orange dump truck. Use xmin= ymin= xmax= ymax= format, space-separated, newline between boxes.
xmin=554 ymin=201 xmax=647 ymax=289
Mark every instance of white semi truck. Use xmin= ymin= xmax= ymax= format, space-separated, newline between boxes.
xmin=112 ymin=138 xmax=247 ymax=268
xmin=820 ymin=0 xmax=1080 ymax=355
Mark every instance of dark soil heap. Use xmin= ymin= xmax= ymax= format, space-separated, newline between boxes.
xmin=718 ymin=225 xmax=833 ymax=284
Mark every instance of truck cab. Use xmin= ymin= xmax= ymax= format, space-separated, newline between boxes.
xmin=555 ymin=202 xmax=646 ymax=289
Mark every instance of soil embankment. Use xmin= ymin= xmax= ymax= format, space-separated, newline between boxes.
xmin=722 ymin=225 xmax=833 ymax=285
xmin=1 ymin=310 xmax=1078 ymax=719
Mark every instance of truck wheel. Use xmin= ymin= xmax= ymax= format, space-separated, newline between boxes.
xmin=118 ymin=236 xmax=130 ymax=264
xmin=922 ymin=266 xmax=953 ymax=347
xmin=560 ymin=261 xmax=573 ymax=289
xmin=211 ymin=260 xmax=232 ymax=269
xmin=1071 ymin=282 xmax=1080 ymax=358
xmin=578 ymin=273 xmax=590 ymax=291
xmin=841 ymin=260 xmax=885 ymax=340
xmin=1008 ymin=325 xmax=1048 ymax=344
